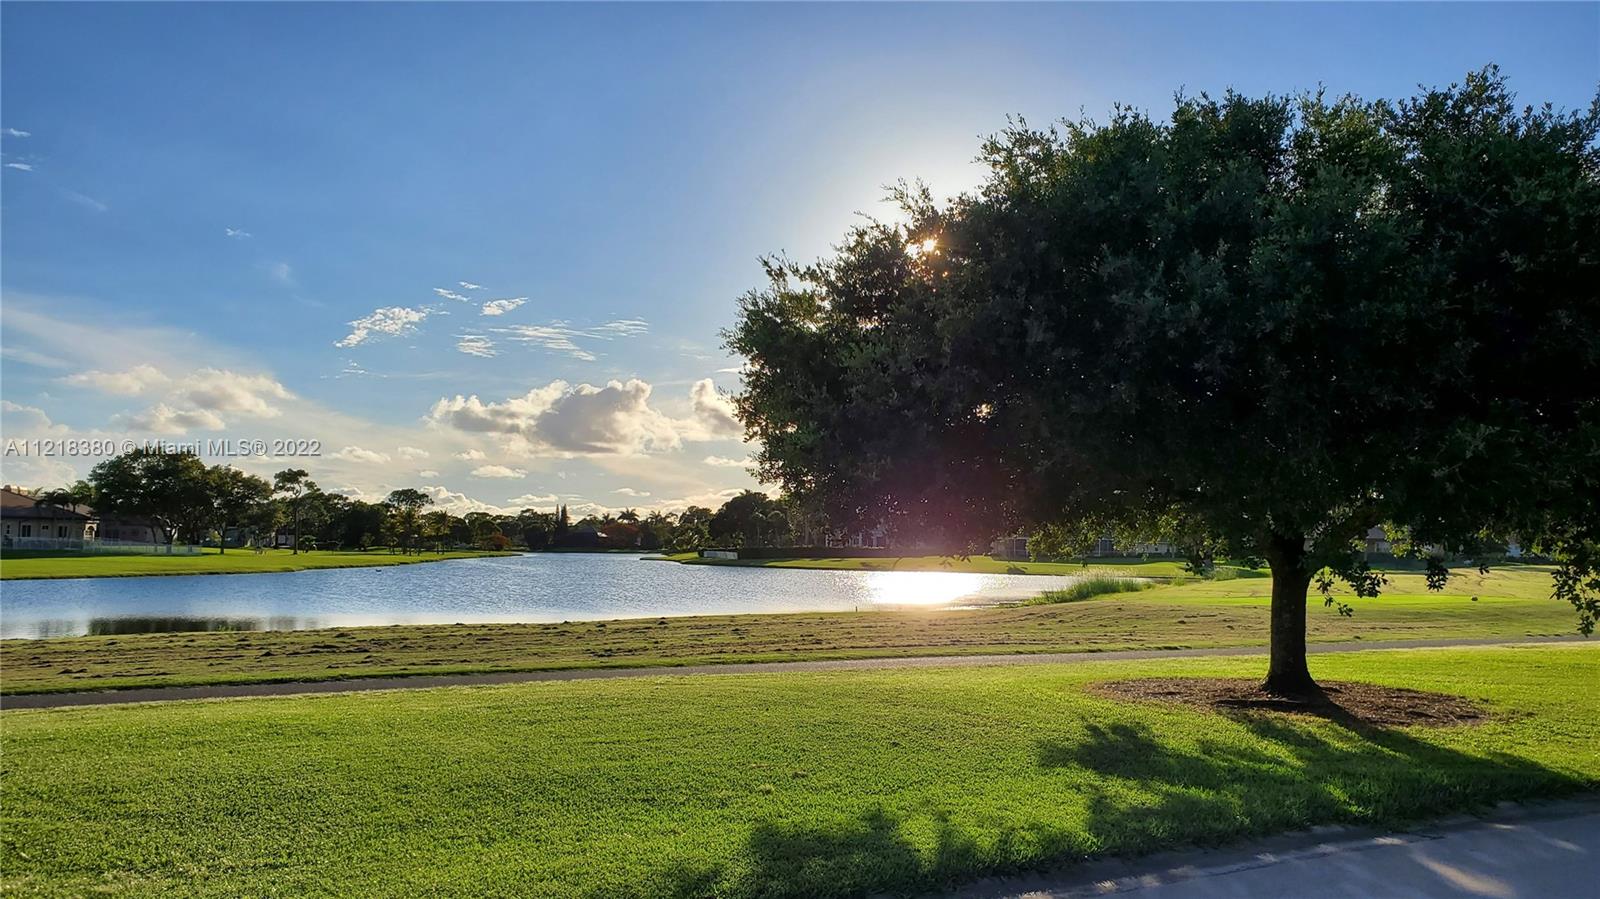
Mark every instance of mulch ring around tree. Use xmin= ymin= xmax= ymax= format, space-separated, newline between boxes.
xmin=1089 ymin=678 xmax=1491 ymax=728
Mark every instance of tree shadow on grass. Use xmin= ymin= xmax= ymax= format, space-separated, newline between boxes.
xmin=619 ymin=711 xmax=1582 ymax=899
xmin=610 ymin=806 xmax=1071 ymax=899
xmin=1041 ymin=711 xmax=1583 ymax=856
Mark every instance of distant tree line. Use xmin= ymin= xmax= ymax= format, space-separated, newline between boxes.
xmin=33 ymin=449 xmax=841 ymax=555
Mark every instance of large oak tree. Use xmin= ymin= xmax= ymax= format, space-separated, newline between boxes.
xmin=728 ymin=69 xmax=1599 ymax=694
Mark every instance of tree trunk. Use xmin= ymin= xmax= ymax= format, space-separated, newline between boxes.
xmin=1262 ymin=532 xmax=1318 ymax=696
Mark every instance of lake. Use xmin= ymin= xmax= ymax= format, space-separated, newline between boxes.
xmin=0 ymin=553 xmax=1093 ymax=639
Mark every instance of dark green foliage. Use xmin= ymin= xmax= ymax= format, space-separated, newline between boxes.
xmin=729 ymin=68 xmax=1600 ymax=681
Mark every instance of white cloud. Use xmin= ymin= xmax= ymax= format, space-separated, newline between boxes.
xmin=332 ymin=445 xmax=391 ymax=464
xmin=471 ymin=464 xmax=527 ymax=479
xmin=5 ymin=163 xmax=35 ymax=172
xmin=180 ymin=369 xmax=292 ymax=417
xmin=428 ymin=379 xmax=674 ymax=455
xmin=3 ymin=128 xmax=30 ymax=138
xmin=455 ymin=334 xmax=496 ymax=357
xmin=396 ymin=446 xmax=430 ymax=460
xmin=417 ymin=469 xmax=440 ymax=478
xmin=1 ymin=400 xmax=69 ymax=436
xmin=0 ymin=403 xmax=75 ymax=487
xmin=480 ymin=297 xmax=526 ymax=317
xmin=613 ymin=487 xmax=651 ymax=497
xmin=419 ymin=485 xmax=514 ymax=516
xmin=687 ymin=378 xmax=743 ymax=439
xmin=65 ymin=366 xmax=291 ymax=420
xmin=459 ymin=281 xmax=485 ymax=291
xmin=121 ymin=403 xmax=226 ymax=435
xmin=433 ymin=288 xmax=470 ymax=302
xmin=225 ymin=227 xmax=251 ymax=239
xmin=650 ymin=487 xmax=745 ymax=513
xmin=507 ymin=493 xmax=561 ymax=507
xmin=265 ymin=261 xmax=295 ymax=286
xmin=454 ymin=449 xmax=487 ymax=461
xmin=704 ymin=455 xmax=753 ymax=468
xmin=336 ymin=306 xmax=430 ymax=348
xmin=427 ymin=378 xmax=739 ymax=457
xmin=64 ymin=364 xmax=172 ymax=396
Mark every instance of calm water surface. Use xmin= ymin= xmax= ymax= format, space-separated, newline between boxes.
xmin=0 ymin=553 xmax=1092 ymax=638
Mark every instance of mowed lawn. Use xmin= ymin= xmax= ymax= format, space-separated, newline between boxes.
xmin=2 ymin=645 xmax=1596 ymax=897
xmin=0 ymin=548 xmax=519 ymax=580
xmin=0 ymin=566 xmax=1580 ymax=694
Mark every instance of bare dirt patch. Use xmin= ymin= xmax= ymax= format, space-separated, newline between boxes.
xmin=1090 ymin=677 xmax=1491 ymax=727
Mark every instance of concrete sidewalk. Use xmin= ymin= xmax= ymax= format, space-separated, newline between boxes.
xmin=953 ymin=798 xmax=1599 ymax=898
xmin=1 ymin=635 xmax=1587 ymax=709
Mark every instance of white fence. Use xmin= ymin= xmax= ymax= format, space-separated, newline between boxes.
xmin=2 ymin=537 xmax=201 ymax=555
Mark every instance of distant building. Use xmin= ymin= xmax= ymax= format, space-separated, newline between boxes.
xmin=1364 ymin=526 xmax=1393 ymax=558
xmin=1 ymin=487 xmax=96 ymax=547
xmin=991 ymin=534 xmax=1029 ymax=560
xmin=827 ymin=524 xmax=888 ymax=549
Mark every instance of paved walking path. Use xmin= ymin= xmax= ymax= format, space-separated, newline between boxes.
xmin=951 ymin=797 xmax=1600 ymax=898
xmin=1 ymin=635 xmax=1585 ymax=710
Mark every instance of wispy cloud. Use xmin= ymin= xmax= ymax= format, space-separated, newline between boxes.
xmin=455 ymin=334 xmax=496 ymax=357
xmin=265 ymin=261 xmax=295 ymax=286
xmin=224 ymin=227 xmax=251 ymax=239
xmin=703 ymin=455 xmax=754 ymax=468
xmin=433 ymin=288 xmax=470 ymax=302
xmin=5 ymin=162 xmax=35 ymax=172
xmin=479 ymin=297 xmax=526 ymax=316
xmin=335 ymin=306 xmax=431 ymax=348
xmin=2 ymin=128 xmax=30 ymax=138
xmin=613 ymin=487 xmax=651 ymax=497
xmin=492 ymin=324 xmax=596 ymax=361
xmin=488 ymin=318 xmax=649 ymax=362
xmin=63 ymin=190 xmax=108 ymax=213
xmin=594 ymin=319 xmax=649 ymax=337
xmin=459 ymin=281 xmax=484 ymax=291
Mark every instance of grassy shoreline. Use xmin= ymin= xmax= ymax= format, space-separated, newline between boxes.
xmin=0 ymin=548 xmax=520 ymax=580
xmin=3 ymin=645 xmax=1595 ymax=897
xmin=1 ymin=566 xmax=1578 ymax=695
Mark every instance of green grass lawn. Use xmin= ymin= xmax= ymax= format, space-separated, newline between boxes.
xmin=0 ymin=547 xmax=519 ymax=580
xmin=651 ymin=552 xmax=1232 ymax=578
xmin=2 ymin=644 xmax=1594 ymax=897
xmin=1 ymin=566 xmax=1580 ymax=695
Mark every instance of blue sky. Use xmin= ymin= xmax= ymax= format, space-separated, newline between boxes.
xmin=3 ymin=2 xmax=1597 ymax=515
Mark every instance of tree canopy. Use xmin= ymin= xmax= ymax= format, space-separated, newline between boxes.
xmin=728 ymin=68 xmax=1600 ymax=692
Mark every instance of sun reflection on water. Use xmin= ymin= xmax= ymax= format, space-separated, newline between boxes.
xmin=864 ymin=571 xmax=989 ymax=606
